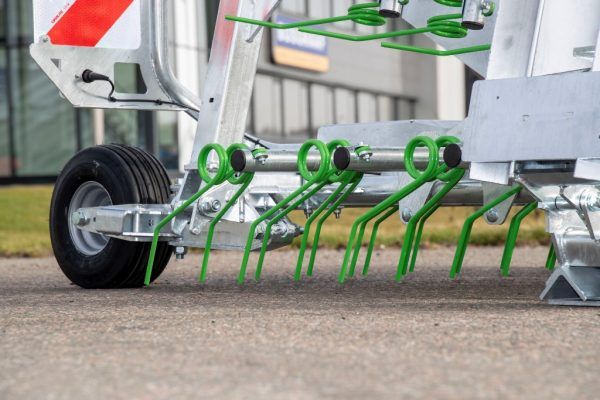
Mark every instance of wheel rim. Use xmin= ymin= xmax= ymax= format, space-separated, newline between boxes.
xmin=68 ymin=181 xmax=113 ymax=256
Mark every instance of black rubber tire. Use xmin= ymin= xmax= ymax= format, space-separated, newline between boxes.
xmin=49 ymin=144 xmax=173 ymax=289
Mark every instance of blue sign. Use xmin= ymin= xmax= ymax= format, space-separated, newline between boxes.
xmin=271 ymin=15 xmax=330 ymax=72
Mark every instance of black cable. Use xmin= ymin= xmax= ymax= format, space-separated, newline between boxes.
xmin=243 ymin=133 xmax=270 ymax=149
xmin=81 ymin=69 xmax=199 ymax=113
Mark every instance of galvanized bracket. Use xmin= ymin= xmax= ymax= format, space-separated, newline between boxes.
xmin=540 ymin=265 xmax=600 ymax=306
xmin=482 ymin=182 xmax=518 ymax=225
xmin=559 ymin=186 xmax=600 ymax=242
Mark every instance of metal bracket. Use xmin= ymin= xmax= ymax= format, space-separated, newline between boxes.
xmin=74 ymin=204 xmax=176 ymax=242
xmin=540 ymin=265 xmax=600 ymax=306
xmin=574 ymin=157 xmax=600 ymax=181
xmin=482 ymin=182 xmax=518 ymax=225
xmin=559 ymin=186 xmax=600 ymax=242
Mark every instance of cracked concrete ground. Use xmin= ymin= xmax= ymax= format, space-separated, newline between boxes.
xmin=0 ymin=246 xmax=599 ymax=399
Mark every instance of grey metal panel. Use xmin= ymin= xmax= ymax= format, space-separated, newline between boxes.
xmin=463 ymin=71 xmax=600 ymax=163
xmin=485 ymin=0 xmax=541 ymax=79
xmin=531 ymin=0 xmax=600 ymax=76
xmin=594 ymin=31 xmax=600 ymax=72
xmin=317 ymin=120 xmax=460 ymax=145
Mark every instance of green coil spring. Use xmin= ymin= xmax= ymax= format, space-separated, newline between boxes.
xmin=338 ymin=136 xmax=464 ymax=283
xmin=227 ymin=1 xmax=493 ymax=57
xmin=145 ymin=143 xmax=232 ymax=286
xmin=382 ymin=0 xmax=492 ymax=55
xmin=225 ymin=2 xmax=387 ymax=30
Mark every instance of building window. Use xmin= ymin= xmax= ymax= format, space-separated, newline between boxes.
xmin=0 ymin=47 xmax=9 ymax=177
xmin=0 ymin=0 xmax=83 ymax=179
xmin=156 ymin=111 xmax=179 ymax=170
xmin=9 ymin=48 xmax=78 ymax=177
xmin=247 ymin=72 xmax=416 ymax=143
xmin=0 ymin=0 xmax=180 ymax=182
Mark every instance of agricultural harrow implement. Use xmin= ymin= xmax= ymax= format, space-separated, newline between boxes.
xmin=31 ymin=0 xmax=600 ymax=305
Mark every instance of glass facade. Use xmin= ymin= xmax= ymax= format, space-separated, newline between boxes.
xmin=0 ymin=0 xmax=423 ymax=182
xmin=0 ymin=0 xmax=85 ymax=179
xmin=244 ymin=1 xmax=417 ymax=142
xmin=248 ymin=72 xmax=416 ymax=142
xmin=0 ymin=0 xmax=180 ymax=183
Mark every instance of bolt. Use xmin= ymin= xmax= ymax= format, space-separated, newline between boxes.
xmin=334 ymin=207 xmax=344 ymax=219
xmin=272 ymin=222 xmax=287 ymax=236
xmin=481 ymin=0 xmax=495 ymax=16
xmin=486 ymin=208 xmax=499 ymax=223
xmin=401 ymin=208 xmax=412 ymax=223
xmin=357 ymin=143 xmax=373 ymax=163
xmin=191 ymin=227 xmax=201 ymax=235
xmin=175 ymin=246 xmax=187 ymax=260
xmin=256 ymin=154 xmax=268 ymax=165
xmin=200 ymin=199 xmax=221 ymax=213
xmin=253 ymin=146 xmax=269 ymax=165
xmin=304 ymin=207 xmax=313 ymax=219
xmin=72 ymin=211 xmax=89 ymax=227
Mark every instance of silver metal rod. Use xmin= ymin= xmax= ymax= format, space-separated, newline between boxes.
xmin=338 ymin=147 xmax=443 ymax=172
xmin=233 ymin=145 xmax=468 ymax=173
xmin=232 ymin=149 xmax=322 ymax=172
xmin=343 ymin=180 xmax=535 ymax=207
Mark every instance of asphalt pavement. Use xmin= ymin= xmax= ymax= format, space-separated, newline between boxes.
xmin=1 ymin=246 xmax=599 ymax=399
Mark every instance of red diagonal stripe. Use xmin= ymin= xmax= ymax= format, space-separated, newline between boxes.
xmin=48 ymin=0 xmax=134 ymax=47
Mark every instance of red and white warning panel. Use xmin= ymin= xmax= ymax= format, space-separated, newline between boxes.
xmin=33 ymin=0 xmax=141 ymax=49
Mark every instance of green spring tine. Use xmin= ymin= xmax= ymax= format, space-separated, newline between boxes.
xmin=339 ymin=175 xmax=433 ymax=282
xmin=339 ymin=136 xmax=441 ymax=283
xmin=225 ymin=14 xmax=353 ymax=29
xmin=450 ymin=185 xmax=523 ymax=279
xmin=228 ymin=1 xmax=493 ymax=58
xmin=199 ymin=144 xmax=255 ymax=282
xmin=293 ymin=140 xmax=356 ymax=280
xmin=381 ymin=42 xmax=491 ymax=56
xmin=299 ymin=11 xmax=466 ymax=42
xmin=408 ymin=204 xmax=440 ymax=274
xmin=226 ymin=2 xmax=384 ymax=30
xmin=306 ymin=175 xmax=363 ymax=277
xmin=500 ymin=201 xmax=538 ymax=277
xmin=254 ymin=179 xmax=331 ymax=281
xmin=237 ymin=182 xmax=312 ymax=284
xmin=347 ymin=214 xmax=374 ymax=277
xmin=145 ymin=144 xmax=229 ymax=286
xmin=238 ymin=140 xmax=331 ymax=284
xmin=199 ymin=176 xmax=251 ymax=282
xmin=299 ymin=26 xmax=432 ymax=42
xmin=361 ymin=206 xmax=399 ymax=277
xmin=546 ymin=244 xmax=557 ymax=271
xmin=257 ymin=140 xmax=357 ymax=281
xmin=294 ymin=175 xmax=354 ymax=281
xmin=398 ymin=167 xmax=465 ymax=280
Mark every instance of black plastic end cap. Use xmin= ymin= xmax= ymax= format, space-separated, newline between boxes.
xmin=333 ymin=147 xmax=351 ymax=171
xmin=230 ymin=149 xmax=247 ymax=172
xmin=379 ymin=9 xmax=401 ymax=18
xmin=443 ymin=143 xmax=462 ymax=169
xmin=461 ymin=21 xmax=484 ymax=31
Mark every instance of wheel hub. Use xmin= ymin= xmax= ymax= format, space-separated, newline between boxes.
xmin=68 ymin=181 xmax=112 ymax=256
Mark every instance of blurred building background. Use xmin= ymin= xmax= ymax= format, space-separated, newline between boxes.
xmin=0 ymin=0 xmax=474 ymax=184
